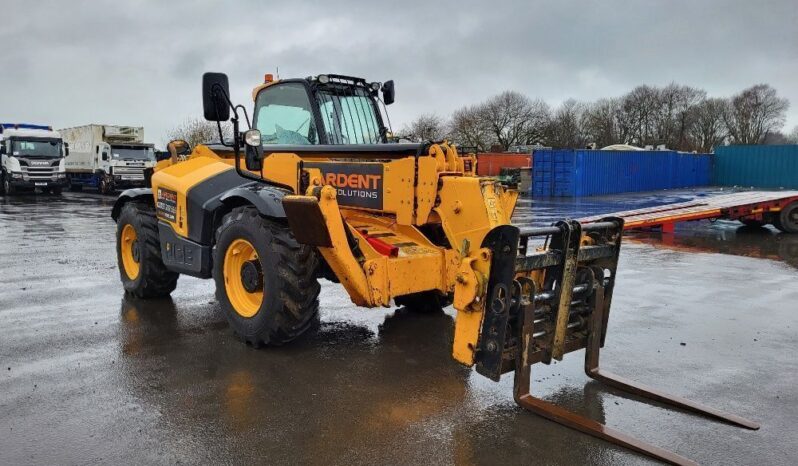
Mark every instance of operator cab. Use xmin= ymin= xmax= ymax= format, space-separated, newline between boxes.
xmin=253 ymin=74 xmax=395 ymax=146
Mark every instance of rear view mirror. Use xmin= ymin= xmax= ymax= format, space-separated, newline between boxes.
xmin=382 ymin=80 xmax=395 ymax=105
xmin=202 ymin=72 xmax=231 ymax=121
xmin=64 ymin=142 xmax=69 ymax=156
xmin=102 ymin=151 xmax=109 ymax=161
xmin=0 ymin=145 xmax=5 ymax=155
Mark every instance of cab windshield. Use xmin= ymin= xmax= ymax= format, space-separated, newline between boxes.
xmin=315 ymin=85 xmax=382 ymax=144
xmin=10 ymin=139 xmax=62 ymax=157
xmin=253 ymin=81 xmax=384 ymax=145
xmin=111 ymin=146 xmax=155 ymax=161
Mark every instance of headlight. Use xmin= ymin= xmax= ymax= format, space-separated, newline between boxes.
xmin=11 ymin=173 xmax=22 ymax=179
xmin=244 ymin=129 xmax=262 ymax=147
xmin=317 ymin=74 xmax=330 ymax=84
xmin=370 ymin=82 xmax=381 ymax=91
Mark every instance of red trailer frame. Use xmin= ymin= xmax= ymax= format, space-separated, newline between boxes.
xmin=580 ymin=191 xmax=798 ymax=233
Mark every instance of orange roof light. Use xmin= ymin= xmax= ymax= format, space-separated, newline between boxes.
xmin=264 ymin=73 xmax=274 ymax=83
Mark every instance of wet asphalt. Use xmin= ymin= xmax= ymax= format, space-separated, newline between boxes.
xmin=1 ymin=188 xmax=797 ymax=465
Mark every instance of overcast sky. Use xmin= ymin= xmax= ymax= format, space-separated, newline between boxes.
xmin=2 ymin=0 xmax=796 ymax=146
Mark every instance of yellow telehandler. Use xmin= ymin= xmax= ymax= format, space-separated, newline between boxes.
xmin=112 ymin=72 xmax=757 ymax=465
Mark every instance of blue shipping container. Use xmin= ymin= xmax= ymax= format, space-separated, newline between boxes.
xmin=713 ymin=145 xmax=798 ymax=189
xmin=532 ymin=149 xmax=711 ymax=197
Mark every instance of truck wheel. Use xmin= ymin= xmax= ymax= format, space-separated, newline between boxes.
xmin=100 ymin=177 xmax=113 ymax=195
xmin=774 ymin=202 xmax=798 ymax=233
xmin=3 ymin=173 xmax=15 ymax=195
xmin=213 ymin=206 xmax=320 ymax=347
xmin=116 ymin=202 xmax=179 ymax=298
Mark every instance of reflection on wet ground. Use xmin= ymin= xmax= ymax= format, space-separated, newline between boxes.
xmin=2 ymin=190 xmax=797 ymax=465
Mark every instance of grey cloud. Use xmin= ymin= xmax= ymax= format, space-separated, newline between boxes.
xmin=1 ymin=0 xmax=795 ymax=145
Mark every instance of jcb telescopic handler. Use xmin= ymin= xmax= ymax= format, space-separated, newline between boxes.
xmin=112 ymin=72 xmax=757 ymax=465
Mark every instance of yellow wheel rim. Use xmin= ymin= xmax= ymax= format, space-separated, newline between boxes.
xmin=120 ymin=224 xmax=140 ymax=280
xmin=223 ymin=238 xmax=264 ymax=318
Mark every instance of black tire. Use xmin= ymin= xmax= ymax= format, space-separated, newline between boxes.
xmin=774 ymin=201 xmax=798 ymax=234
xmin=116 ymin=201 xmax=179 ymax=298
xmin=395 ymin=291 xmax=451 ymax=313
xmin=3 ymin=173 xmax=15 ymax=195
xmin=99 ymin=177 xmax=114 ymax=195
xmin=213 ymin=206 xmax=320 ymax=346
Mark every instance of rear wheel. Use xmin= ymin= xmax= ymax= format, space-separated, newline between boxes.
xmin=213 ymin=206 xmax=320 ymax=346
xmin=116 ymin=202 xmax=179 ymax=298
xmin=99 ymin=176 xmax=113 ymax=195
xmin=774 ymin=201 xmax=798 ymax=233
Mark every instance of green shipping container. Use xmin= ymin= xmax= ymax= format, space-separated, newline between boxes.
xmin=714 ymin=145 xmax=798 ymax=189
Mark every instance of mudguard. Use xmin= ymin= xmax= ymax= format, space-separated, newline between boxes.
xmin=111 ymin=188 xmax=153 ymax=221
xmin=219 ymin=185 xmax=287 ymax=219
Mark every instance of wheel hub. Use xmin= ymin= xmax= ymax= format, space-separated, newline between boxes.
xmin=240 ymin=259 xmax=263 ymax=293
xmin=131 ymin=241 xmax=140 ymax=262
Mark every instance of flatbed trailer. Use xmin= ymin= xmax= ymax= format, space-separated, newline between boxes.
xmin=580 ymin=190 xmax=798 ymax=233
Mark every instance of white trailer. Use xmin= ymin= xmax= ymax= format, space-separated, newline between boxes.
xmin=59 ymin=124 xmax=156 ymax=194
xmin=0 ymin=123 xmax=68 ymax=195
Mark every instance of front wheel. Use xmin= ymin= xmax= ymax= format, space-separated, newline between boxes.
xmin=774 ymin=201 xmax=798 ymax=233
xmin=213 ymin=206 xmax=320 ymax=347
xmin=3 ymin=173 xmax=16 ymax=195
xmin=116 ymin=202 xmax=179 ymax=298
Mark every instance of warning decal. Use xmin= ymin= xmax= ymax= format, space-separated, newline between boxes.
xmin=156 ymin=187 xmax=178 ymax=222
xmin=304 ymin=162 xmax=384 ymax=210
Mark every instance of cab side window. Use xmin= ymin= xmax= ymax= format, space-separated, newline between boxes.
xmin=254 ymin=83 xmax=318 ymax=145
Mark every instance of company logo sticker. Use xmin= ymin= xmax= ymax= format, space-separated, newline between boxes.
xmin=156 ymin=187 xmax=178 ymax=222
xmin=304 ymin=162 xmax=384 ymax=210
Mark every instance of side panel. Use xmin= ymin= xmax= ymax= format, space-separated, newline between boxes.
xmin=158 ymin=222 xmax=212 ymax=278
xmin=150 ymin=157 xmax=242 ymax=241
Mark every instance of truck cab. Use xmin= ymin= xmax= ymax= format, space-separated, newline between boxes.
xmin=60 ymin=125 xmax=156 ymax=194
xmin=0 ymin=123 xmax=68 ymax=195
xmin=95 ymin=140 xmax=156 ymax=190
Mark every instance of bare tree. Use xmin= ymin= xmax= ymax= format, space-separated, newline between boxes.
xmin=481 ymin=91 xmax=548 ymax=150
xmin=687 ymin=97 xmax=727 ymax=152
xmin=723 ymin=84 xmax=789 ymax=144
xmin=788 ymin=126 xmax=798 ymax=144
xmin=582 ymin=98 xmax=621 ymax=148
xmin=762 ymin=131 xmax=792 ymax=145
xmin=654 ymin=83 xmax=706 ymax=150
xmin=399 ymin=113 xmax=448 ymax=142
xmin=167 ymin=118 xmax=232 ymax=148
xmin=618 ymin=85 xmax=661 ymax=147
xmin=545 ymin=99 xmax=587 ymax=148
xmin=448 ymin=104 xmax=494 ymax=152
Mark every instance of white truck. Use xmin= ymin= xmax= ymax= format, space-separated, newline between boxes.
xmin=59 ymin=125 xmax=156 ymax=194
xmin=0 ymin=123 xmax=68 ymax=195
